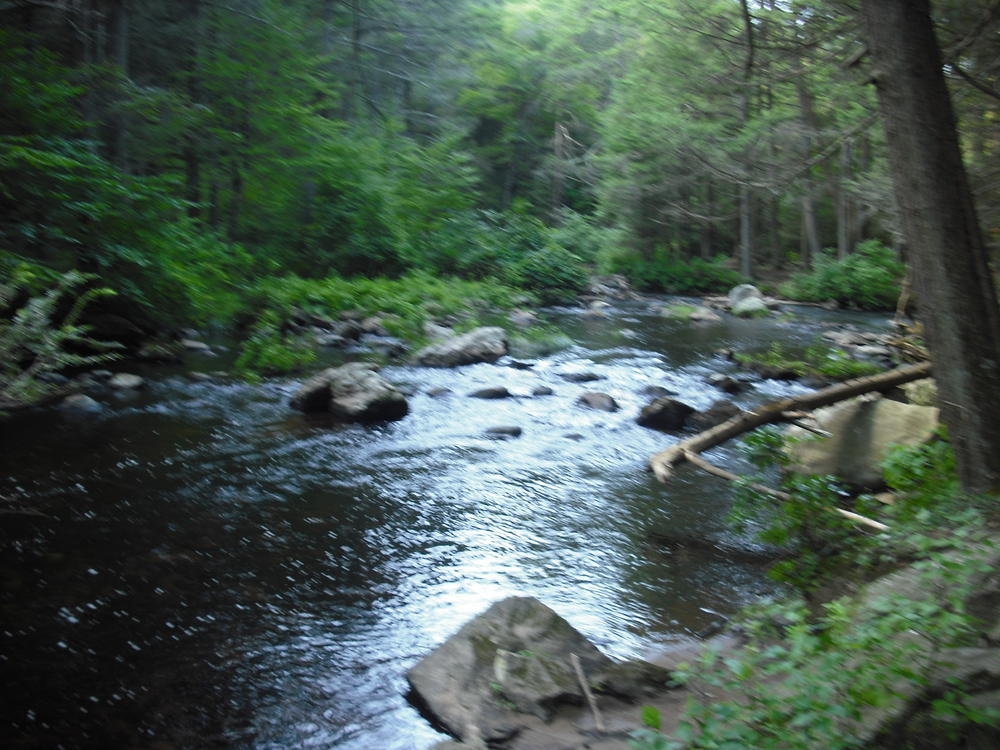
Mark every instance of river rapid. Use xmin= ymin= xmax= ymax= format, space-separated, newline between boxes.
xmin=0 ymin=299 xmax=888 ymax=749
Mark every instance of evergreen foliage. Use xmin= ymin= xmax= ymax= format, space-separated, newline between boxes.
xmin=780 ymin=241 xmax=905 ymax=310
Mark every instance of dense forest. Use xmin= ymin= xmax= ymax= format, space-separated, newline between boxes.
xmin=3 ymin=0 xmax=997 ymax=325
xmin=4 ymin=2 xmax=1000 ymax=748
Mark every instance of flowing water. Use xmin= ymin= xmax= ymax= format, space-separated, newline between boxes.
xmin=0 ymin=300 xmax=888 ymax=749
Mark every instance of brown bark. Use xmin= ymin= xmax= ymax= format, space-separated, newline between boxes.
xmin=861 ymin=0 xmax=1000 ymax=493
xmin=648 ymin=362 xmax=932 ymax=481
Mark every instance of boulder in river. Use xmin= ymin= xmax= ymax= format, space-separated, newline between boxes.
xmin=636 ymin=397 xmax=695 ymax=431
xmin=407 ymin=596 xmax=614 ymax=744
xmin=290 ymin=362 xmax=408 ymax=422
xmin=485 ymin=426 xmax=522 ymax=438
xmin=531 ymin=385 xmax=554 ymax=397
xmin=731 ymin=296 xmax=769 ymax=318
xmin=59 ymin=393 xmax=102 ymax=412
xmin=557 ymin=371 xmax=605 ymax=383
xmin=468 ymin=387 xmax=512 ymax=399
xmin=785 ymin=395 xmax=939 ymax=489
xmin=413 ymin=327 xmax=508 ymax=367
xmin=689 ymin=399 xmax=741 ymax=431
xmin=109 ymin=373 xmax=145 ymax=390
xmin=577 ymin=391 xmax=620 ymax=412
xmin=727 ymin=283 xmax=763 ymax=309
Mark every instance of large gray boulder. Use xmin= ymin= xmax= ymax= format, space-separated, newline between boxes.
xmin=785 ymin=395 xmax=939 ymax=488
xmin=290 ymin=362 xmax=408 ymax=422
xmin=727 ymin=283 xmax=763 ymax=308
xmin=413 ymin=327 xmax=508 ymax=367
xmin=406 ymin=596 xmax=613 ymax=745
xmin=731 ymin=296 xmax=769 ymax=318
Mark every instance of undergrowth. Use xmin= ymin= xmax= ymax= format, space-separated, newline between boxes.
xmin=631 ymin=431 xmax=999 ymax=749
xmin=734 ymin=341 xmax=885 ymax=381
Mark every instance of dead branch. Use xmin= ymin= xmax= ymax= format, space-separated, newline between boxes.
xmin=649 ymin=361 xmax=933 ymax=483
xmin=683 ymin=451 xmax=889 ymax=532
xmin=570 ymin=652 xmax=604 ymax=733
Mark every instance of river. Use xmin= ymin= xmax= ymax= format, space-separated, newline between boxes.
xmin=0 ymin=298 xmax=888 ymax=749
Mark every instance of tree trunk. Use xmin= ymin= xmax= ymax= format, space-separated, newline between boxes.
xmin=861 ymin=0 xmax=1000 ymax=493
xmin=107 ymin=0 xmax=129 ymax=171
xmin=836 ymin=141 xmax=852 ymax=259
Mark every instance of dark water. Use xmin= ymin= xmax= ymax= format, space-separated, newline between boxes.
xmin=0 ymin=300 xmax=887 ymax=749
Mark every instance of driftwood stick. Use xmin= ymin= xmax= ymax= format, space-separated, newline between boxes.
xmin=684 ymin=451 xmax=890 ymax=532
xmin=570 ymin=652 xmax=604 ymax=733
xmin=649 ymin=361 xmax=932 ymax=482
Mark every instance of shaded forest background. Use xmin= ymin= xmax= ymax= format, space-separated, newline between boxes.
xmin=2 ymin=0 xmax=999 ymax=335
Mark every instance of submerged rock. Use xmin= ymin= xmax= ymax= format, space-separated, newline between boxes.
xmin=290 ymin=362 xmax=408 ymax=422
xmin=557 ymin=371 xmax=604 ymax=383
xmin=468 ymin=387 xmax=512 ymax=399
xmin=485 ymin=426 xmax=522 ymax=438
xmin=413 ymin=327 xmax=508 ymax=367
xmin=576 ymin=391 xmax=620 ymax=412
xmin=59 ymin=394 xmax=102 ymax=412
xmin=689 ymin=399 xmax=741 ymax=431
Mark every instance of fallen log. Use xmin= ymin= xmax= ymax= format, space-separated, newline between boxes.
xmin=649 ymin=361 xmax=933 ymax=483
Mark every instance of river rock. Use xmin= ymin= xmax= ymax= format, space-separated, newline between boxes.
xmin=181 ymin=339 xmax=211 ymax=352
xmin=109 ymin=373 xmax=145 ymax=390
xmin=485 ymin=426 xmax=522 ymax=438
xmin=508 ymin=309 xmax=537 ymax=327
xmin=641 ymin=385 xmax=677 ymax=398
xmin=59 ymin=394 xmax=102 ymax=412
xmin=899 ymin=377 xmax=938 ymax=407
xmin=707 ymin=373 xmax=753 ymax=394
xmin=689 ymin=399 xmax=741 ymax=431
xmin=784 ymin=395 xmax=939 ymax=488
xmin=727 ymin=283 xmax=763 ymax=308
xmin=468 ymin=387 xmax=512 ymax=399
xmin=636 ymin=397 xmax=695 ymax=431
xmin=413 ymin=327 xmax=508 ymax=367
xmin=289 ymin=362 xmax=408 ymax=422
xmin=689 ymin=306 xmax=723 ymax=323
xmin=577 ymin=391 xmax=620 ymax=412
xmin=424 ymin=321 xmax=455 ymax=340
xmin=531 ymin=386 xmax=554 ymax=397
xmin=406 ymin=596 xmax=614 ymax=744
xmin=731 ymin=296 xmax=769 ymax=318
xmin=557 ymin=371 xmax=604 ymax=383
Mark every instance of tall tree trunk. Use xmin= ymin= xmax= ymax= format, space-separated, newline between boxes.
xmin=836 ymin=141 xmax=853 ymax=258
xmin=108 ymin=0 xmax=129 ymax=171
xmin=861 ymin=0 xmax=1000 ymax=492
xmin=797 ymin=73 xmax=822 ymax=266
xmin=737 ymin=0 xmax=756 ymax=279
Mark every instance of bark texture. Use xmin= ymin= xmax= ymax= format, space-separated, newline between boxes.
xmin=861 ymin=0 xmax=1000 ymax=492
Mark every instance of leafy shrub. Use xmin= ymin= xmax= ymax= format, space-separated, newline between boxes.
xmin=504 ymin=244 xmax=588 ymax=304
xmin=1 ymin=270 xmax=120 ymax=408
xmin=780 ymin=240 xmax=904 ymax=310
xmin=632 ymin=538 xmax=997 ymax=749
xmin=234 ymin=310 xmax=315 ymax=378
xmin=237 ymin=271 xmax=528 ymax=372
xmin=600 ymin=246 xmax=744 ymax=294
